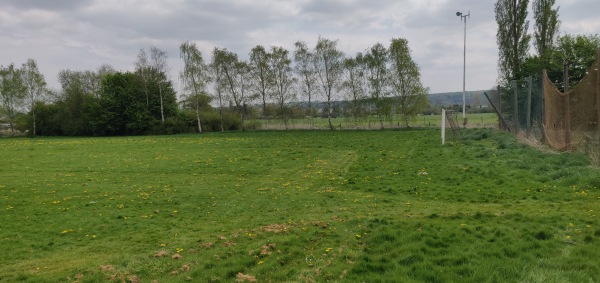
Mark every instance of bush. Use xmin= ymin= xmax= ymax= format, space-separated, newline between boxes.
xmin=164 ymin=116 xmax=194 ymax=134
xmin=147 ymin=112 xmax=193 ymax=135
xmin=201 ymin=111 xmax=241 ymax=132
xmin=244 ymin=120 xmax=262 ymax=131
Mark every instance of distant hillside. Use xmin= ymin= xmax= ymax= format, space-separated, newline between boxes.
xmin=428 ymin=90 xmax=491 ymax=107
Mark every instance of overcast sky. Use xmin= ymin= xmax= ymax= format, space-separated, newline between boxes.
xmin=1 ymin=0 xmax=599 ymax=95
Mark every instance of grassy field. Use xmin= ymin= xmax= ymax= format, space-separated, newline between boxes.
xmin=1 ymin=129 xmax=599 ymax=282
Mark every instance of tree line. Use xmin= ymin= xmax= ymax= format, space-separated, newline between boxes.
xmin=0 ymin=36 xmax=429 ymax=136
xmin=495 ymin=0 xmax=600 ymax=91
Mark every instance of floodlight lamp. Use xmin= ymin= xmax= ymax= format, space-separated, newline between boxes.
xmin=456 ymin=12 xmax=462 ymax=17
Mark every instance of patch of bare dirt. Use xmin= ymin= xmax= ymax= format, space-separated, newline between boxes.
xmin=171 ymin=263 xmax=192 ymax=276
xmin=154 ymin=250 xmax=169 ymax=258
xmin=201 ymin=242 xmax=214 ymax=249
xmin=180 ymin=264 xmax=191 ymax=272
xmin=332 ymin=215 xmax=346 ymax=222
xmin=99 ymin=265 xmax=114 ymax=271
xmin=260 ymin=243 xmax=277 ymax=256
xmin=313 ymin=221 xmax=328 ymax=229
xmin=171 ymin=253 xmax=182 ymax=260
xmin=261 ymin=224 xmax=288 ymax=233
xmin=235 ymin=272 xmax=257 ymax=282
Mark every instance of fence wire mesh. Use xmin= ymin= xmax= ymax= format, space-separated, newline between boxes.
xmin=544 ymin=51 xmax=600 ymax=150
xmin=486 ymin=75 xmax=545 ymax=139
xmin=487 ymin=50 xmax=600 ymax=151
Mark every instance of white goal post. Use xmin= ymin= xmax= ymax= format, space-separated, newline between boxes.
xmin=441 ymin=109 xmax=446 ymax=145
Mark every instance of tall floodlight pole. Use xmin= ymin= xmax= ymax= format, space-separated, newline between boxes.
xmin=457 ymin=11 xmax=470 ymax=126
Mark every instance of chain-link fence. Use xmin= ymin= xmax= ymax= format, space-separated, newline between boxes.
xmin=485 ymin=75 xmax=545 ymax=140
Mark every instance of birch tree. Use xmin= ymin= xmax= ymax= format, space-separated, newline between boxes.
xmin=180 ymin=41 xmax=210 ymax=133
xmin=211 ymin=47 xmax=227 ymax=132
xmin=135 ymin=49 xmax=151 ymax=106
xmin=270 ymin=46 xmax=296 ymax=129
xmin=21 ymin=59 xmax=47 ymax=137
xmin=249 ymin=45 xmax=273 ymax=117
xmin=0 ymin=64 xmax=26 ymax=136
xmin=343 ymin=54 xmax=367 ymax=129
xmin=216 ymin=49 xmax=252 ymax=131
xmin=294 ymin=41 xmax=318 ymax=128
xmin=388 ymin=38 xmax=429 ymax=127
xmin=364 ymin=43 xmax=389 ymax=129
xmin=150 ymin=46 xmax=169 ymax=123
xmin=314 ymin=37 xmax=344 ymax=130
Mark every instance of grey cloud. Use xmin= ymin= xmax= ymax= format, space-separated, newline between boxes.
xmin=1 ymin=0 xmax=598 ymax=94
xmin=4 ymin=0 xmax=94 ymax=11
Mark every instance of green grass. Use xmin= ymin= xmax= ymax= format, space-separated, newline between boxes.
xmin=0 ymin=129 xmax=599 ymax=282
xmin=259 ymin=113 xmax=498 ymax=130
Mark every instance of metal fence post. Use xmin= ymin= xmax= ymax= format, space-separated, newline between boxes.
xmin=597 ymin=50 xmax=600 ymax=130
xmin=527 ymin=76 xmax=532 ymax=133
xmin=513 ymin=80 xmax=519 ymax=133
xmin=564 ymin=60 xmax=571 ymax=149
xmin=497 ymin=85 xmax=502 ymax=130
